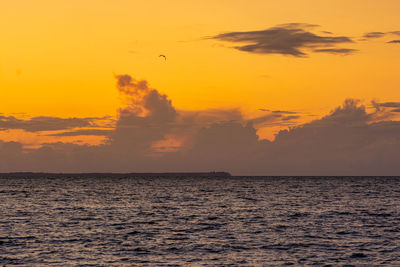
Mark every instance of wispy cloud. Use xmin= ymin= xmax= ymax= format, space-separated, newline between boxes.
xmin=258 ymin=109 xmax=299 ymax=114
xmin=363 ymin=32 xmax=386 ymax=39
xmin=313 ymin=48 xmax=357 ymax=55
xmin=362 ymin=31 xmax=400 ymax=43
xmin=47 ymin=129 xmax=113 ymax=137
xmin=372 ymin=101 xmax=400 ymax=110
xmin=0 ymin=116 xmax=101 ymax=132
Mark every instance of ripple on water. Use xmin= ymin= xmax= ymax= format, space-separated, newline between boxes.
xmin=0 ymin=176 xmax=399 ymax=265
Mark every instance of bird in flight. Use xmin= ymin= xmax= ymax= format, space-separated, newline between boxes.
xmin=159 ymin=54 xmax=167 ymax=61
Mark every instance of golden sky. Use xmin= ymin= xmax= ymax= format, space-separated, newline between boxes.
xmin=1 ymin=0 xmax=400 ymax=146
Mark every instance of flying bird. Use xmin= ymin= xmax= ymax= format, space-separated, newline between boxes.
xmin=159 ymin=54 xmax=167 ymax=61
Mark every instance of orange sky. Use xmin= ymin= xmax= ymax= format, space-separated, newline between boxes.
xmin=1 ymin=0 xmax=400 ymax=145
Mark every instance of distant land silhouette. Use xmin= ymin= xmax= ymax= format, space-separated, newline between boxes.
xmin=0 ymin=172 xmax=232 ymax=178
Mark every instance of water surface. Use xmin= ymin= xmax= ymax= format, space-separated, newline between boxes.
xmin=1 ymin=175 xmax=399 ymax=265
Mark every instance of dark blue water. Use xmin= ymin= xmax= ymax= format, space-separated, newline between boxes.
xmin=1 ymin=176 xmax=399 ymax=266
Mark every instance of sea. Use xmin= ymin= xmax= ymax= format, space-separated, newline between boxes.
xmin=0 ymin=175 xmax=399 ymax=266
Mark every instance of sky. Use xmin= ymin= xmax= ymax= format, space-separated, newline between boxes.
xmin=1 ymin=0 xmax=400 ymax=174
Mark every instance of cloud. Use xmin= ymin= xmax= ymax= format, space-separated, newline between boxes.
xmin=246 ymin=113 xmax=282 ymax=125
xmin=0 ymin=116 xmax=99 ymax=132
xmin=182 ymin=121 xmax=269 ymax=170
xmin=376 ymin=102 xmax=400 ymax=108
xmin=271 ymin=110 xmax=299 ymax=114
xmin=372 ymin=101 xmax=400 ymax=112
xmin=281 ymin=115 xmax=300 ymax=121
xmin=363 ymin=32 xmax=386 ymax=39
xmin=169 ymin=99 xmax=400 ymax=175
xmin=259 ymin=109 xmax=300 ymax=114
xmin=210 ymin=23 xmax=354 ymax=57
xmin=240 ymin=108 xmax=303 ymax=131
xmin=266 ymin=100 xmax=400 ymax=175
xmin=47 ymin=129 xmax=113 ymax=137
xmin=371 ymin=101 xmax=400 ymax=116
xmin=0 ymin=140 xmax=24 ymax=170
xmin=313 ymin=48 xmax=357 ymax=55
xmin=3 ymin=75 xmax=400 ymax=175
xmin=362 ymin=31 xmax=400 ymax=42
xmin=255 ymin=109 xmax=302 ymax=125
xmin=110 ymin=75 xmax=178 ymax=152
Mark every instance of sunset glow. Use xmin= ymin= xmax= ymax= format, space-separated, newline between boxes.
xmin=1 ymin=0 xmax=400 ymax=174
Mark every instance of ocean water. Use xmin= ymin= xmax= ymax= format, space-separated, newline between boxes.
xmin=0 ymin=175 xmax=399 ymax=266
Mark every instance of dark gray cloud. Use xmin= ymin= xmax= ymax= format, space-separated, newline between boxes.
xmin=0 ymin=116 xmax=98 ymax=132
xmin=246 ymin=109 xmax=303 ymax=127
xmin=256 ymin=109 xmax=302 ymax=124
xmin=281 ymin=115 xmax=300 ymax=121
xmin=371 ymin=101 xmax=400 ymax=116
xmin=47 ymin=129 xmax=113 ymax=137
xmin=374 ymin=102 xmax=400 ymax=108
xmin=271 ymin=110 xmax=299 ymax=114
xmin=259 ymin=109 xmax=299 ymax=114
xmin=388 ymin=40 xmax=400 ymax=44
xmin=363 ymin=32 xmax=386 ymax=39
xmin=211 ymin=23 xmax=354 ymax=57
xmin=313 ymin=48 xmax=357 ymax=55
xmin=362 ymin=31 xmax=400 ymax=41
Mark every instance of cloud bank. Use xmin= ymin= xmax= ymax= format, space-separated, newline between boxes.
xmin=1 ymin=76 xmax=400 ymax=175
